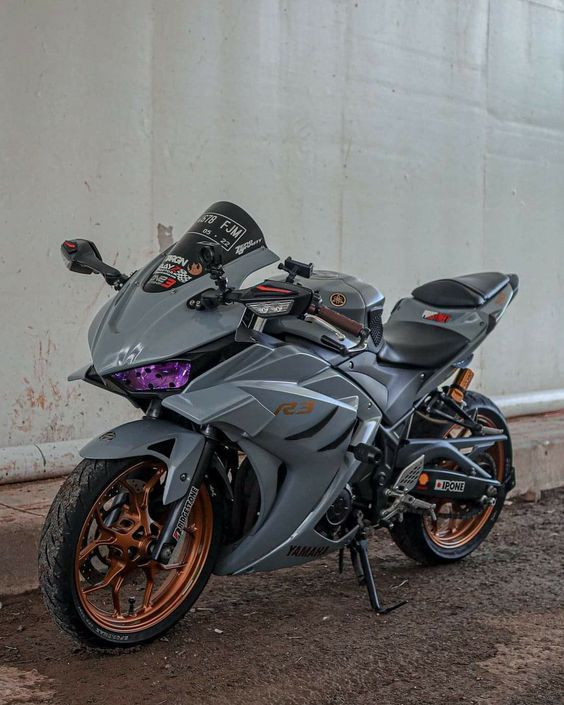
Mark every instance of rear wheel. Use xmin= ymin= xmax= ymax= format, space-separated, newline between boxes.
xmin=390 ymin=392 xmax=512 ymax=565
xmin=39 ymin=457 xmax=223 ymax=646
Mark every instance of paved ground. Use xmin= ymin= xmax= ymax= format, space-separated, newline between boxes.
xmin=0 ymin=479 xmax=61 ymax=595
xmin=0 ymin=489 xmax=562 ymax=705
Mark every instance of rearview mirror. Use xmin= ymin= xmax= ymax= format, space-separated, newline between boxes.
xmin=61 ymin=239 xmax=127 ymax=288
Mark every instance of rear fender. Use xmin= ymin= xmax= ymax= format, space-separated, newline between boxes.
xmin=80 ymin=419 xmax=219 ymax=505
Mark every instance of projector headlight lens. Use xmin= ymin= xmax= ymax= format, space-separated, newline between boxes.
xmin=111 ymin=361 xmax=191 ymax=392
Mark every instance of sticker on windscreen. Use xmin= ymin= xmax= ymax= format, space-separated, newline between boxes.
xmin=146 ymin=254 xmax=204 ymax=290
xmin=195 ymin=212 xmax=247 ymax=251
xmin=144 ymin=202 xmax=267 ymax=292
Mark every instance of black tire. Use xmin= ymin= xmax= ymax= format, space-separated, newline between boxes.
xmin=390 ymin=392 xmax=512 ymax=565
xmin=38 ymin=457 xmax=224 ymax=647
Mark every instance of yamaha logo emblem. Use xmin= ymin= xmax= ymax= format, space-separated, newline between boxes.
xmin=330 ymin=292 xmax=347 ymax=307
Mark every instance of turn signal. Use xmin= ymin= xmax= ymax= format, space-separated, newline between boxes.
xmin=448 ymin=368 xmax=474 ymax=404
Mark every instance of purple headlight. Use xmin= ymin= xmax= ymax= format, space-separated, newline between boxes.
xmin=112 ymin=361 xmax=191 ymax=392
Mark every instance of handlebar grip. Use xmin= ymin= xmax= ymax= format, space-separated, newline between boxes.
xmin=309 ymin=304 xmax=365 ymax=338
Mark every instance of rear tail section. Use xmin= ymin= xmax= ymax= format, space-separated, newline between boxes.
xmin=379 ymin=272 xmax=518 ymax=372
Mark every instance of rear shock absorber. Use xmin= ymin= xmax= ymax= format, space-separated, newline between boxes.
xmin=448 ymin=368 xmax=475 ymax=404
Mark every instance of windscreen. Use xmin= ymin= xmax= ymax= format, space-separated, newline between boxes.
xmin=144 ymin=201 xmax=267 ymax=292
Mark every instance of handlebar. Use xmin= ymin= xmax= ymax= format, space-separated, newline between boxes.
xmin=308 ymin=303 xmax=365 ymax=338
xmin=196 ymin=282 xmax=367 ymax=341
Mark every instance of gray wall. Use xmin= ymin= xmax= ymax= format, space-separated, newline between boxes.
xmin=1 ymin=0 xmax=563 ymax=448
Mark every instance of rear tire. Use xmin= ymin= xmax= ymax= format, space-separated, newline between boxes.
xmin=39 ymin=457 xmax=224 ymax=647
xmin=390 ymin=392 xmax=512 ymax=565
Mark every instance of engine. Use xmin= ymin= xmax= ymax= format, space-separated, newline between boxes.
xmin=315 ymin=486 xmax=354 ymax=539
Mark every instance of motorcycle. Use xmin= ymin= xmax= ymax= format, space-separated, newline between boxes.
xmin=39 ymin=201 xmax=518 ymax=646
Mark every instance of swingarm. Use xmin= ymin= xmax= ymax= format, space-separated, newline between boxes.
xmin=397 ymin=436 xmax=506 ymax=480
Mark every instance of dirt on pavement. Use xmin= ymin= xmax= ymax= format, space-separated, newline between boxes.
xmin=0 ymin=489 xmax=562 ymax=705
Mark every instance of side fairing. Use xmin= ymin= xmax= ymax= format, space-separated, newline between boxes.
xmin=162 ymin=344 xmax=382 ymax=574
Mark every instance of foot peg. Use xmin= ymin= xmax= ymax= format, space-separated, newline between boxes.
xmin=349 ymin=534 xmax=407 ymax=615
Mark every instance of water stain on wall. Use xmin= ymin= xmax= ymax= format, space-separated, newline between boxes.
xmin=12 ymin=340 xmax=80 ymax=443
xmin=157 ymin=223 xmax=174 ymax=252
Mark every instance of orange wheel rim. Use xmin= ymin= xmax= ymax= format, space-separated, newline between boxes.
xmin=74 ymin=461 xmax=213 ymax=633
xmin=423 ymin=414 xmax=505 ymax=549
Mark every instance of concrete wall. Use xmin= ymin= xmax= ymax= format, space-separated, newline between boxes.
xmin=1 ymin=0 xmax=564 ymax=450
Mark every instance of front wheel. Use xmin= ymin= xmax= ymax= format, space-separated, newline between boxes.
xmin=390 ymin=391 xmax=512 ymax=565
xmin=39 ymin=457 xmax=223 ymax=646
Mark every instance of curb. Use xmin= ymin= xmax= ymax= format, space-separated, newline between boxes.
xmin=510 ymin=413 xmax=564 ymax=500
xmin=0 ymin=439 xmax=88 ymax=485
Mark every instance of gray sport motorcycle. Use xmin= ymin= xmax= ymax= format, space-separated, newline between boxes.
xmin=39 ymin=202 xmax=518 ymax=646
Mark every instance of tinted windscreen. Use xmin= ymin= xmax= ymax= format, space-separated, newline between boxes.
xmin=144 ymin=201 xmax=267 ymax=292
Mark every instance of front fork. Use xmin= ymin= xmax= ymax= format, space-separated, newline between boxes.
xmin=151 ymin=425 xmax=218 ymax=563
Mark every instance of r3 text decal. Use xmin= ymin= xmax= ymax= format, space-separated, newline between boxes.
xmin=274 ymin=401 xmax=316 ymax=416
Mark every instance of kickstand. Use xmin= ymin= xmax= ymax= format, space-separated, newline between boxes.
xmin=349 ymin=533 xmax=407 ymax=615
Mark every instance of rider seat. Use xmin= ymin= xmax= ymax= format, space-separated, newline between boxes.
xmin=378 ymin=320 xmax=468 ymax=369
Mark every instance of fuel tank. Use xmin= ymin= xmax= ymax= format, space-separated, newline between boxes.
xmin=274 ymin=270 xmax=385 ymax=326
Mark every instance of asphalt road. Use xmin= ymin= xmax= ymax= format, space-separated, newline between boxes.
xmin=0 ymin=490 xmax=562 ymax=705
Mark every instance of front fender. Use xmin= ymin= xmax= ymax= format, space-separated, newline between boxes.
xmin=80 ymin=419 xmax=205 ymax=505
